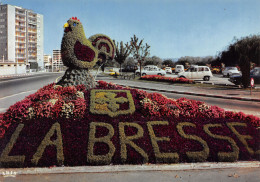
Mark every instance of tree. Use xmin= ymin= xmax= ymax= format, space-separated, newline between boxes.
xmin=162 ymin=59 xmax=174 ymax=67
xmin=218 ymin=35 xmax=260 ymax=66
xmin=129 ymin=35 xmax=150 ymax=76
xmin=122 ymin=57 xmax=136 ymax=68
xmin=239 ymin=55 xmax=251 ymax=88
xmin=217 ymin=34 xmax=260 ymax=88
xmin=113 ymin=40 xmax=132 ymax=72
xmin=144 ymin=56 xmax=163 ymax=67
xmin=177 ymin=56 xmax=213 ymax=67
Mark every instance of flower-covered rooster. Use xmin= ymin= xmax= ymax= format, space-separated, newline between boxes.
xmin=57 ymin=17 xmax=115 ymax=88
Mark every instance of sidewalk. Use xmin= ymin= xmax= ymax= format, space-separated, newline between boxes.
xmin=0 ymin=162 xmax=259 ymax=182
xmin=0 ymin=72 xmax=62 ymax=80
xmin=97 ymin=77 xmax=260 ymax=102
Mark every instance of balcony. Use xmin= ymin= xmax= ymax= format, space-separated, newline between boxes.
xmin=17 ymin=60 xmax=25 ymax=64
xmin=16 ymin=39 xmax=26 ymax=43
xmin=16 ymin=52 xmax=25 ymax=55
xmin=29 ymin=41 xmax=37 ymax=44
xmin=15 ymin=17 xmax=25 ymax=22
xmin=28 ymin=13 xmax=37 ymax=19
xmin=28 ymin=51 xmax=37 ymax=54
xmin=16 ymin=56 xmax=26 ymax=59
xmin=28 ymin=20 xmax=37 ymax=25
xmin=15 ymin=12 xmax=26 ymax=17
xmin=28 ymin=47 xmax=37 ymax=50
xmin=29 ymin=38 xmax=37 ymax=41
xmin=16 ymin=34 xmax=26 ymax=38
xmin=28 ymin=29 xmax=37 ymax=33
xmin=16 ymin=28 xmax=26 ymax=33
xmin=15 ymin=23 xmax=25 ymax=27
xmin=15 ymin=45 xmax=26 ymax=48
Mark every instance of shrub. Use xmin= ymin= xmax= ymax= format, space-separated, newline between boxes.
xmin=140 ymin=75 xmax=194 ymax=84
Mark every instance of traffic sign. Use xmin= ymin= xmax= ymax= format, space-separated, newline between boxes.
xmin=250 ymin=78 xmax=254 ymax=87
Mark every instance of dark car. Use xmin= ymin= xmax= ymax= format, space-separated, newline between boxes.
xmin=120 ymin=66 xmax=138 ymax=73
xmin=229 ymin=67 xmax=260 ymax=86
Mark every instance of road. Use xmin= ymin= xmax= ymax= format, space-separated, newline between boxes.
xmin=152 ymin=90 xmax=260 ymax=117
xmin=0 ymin=73 xmax=259 ymax=117
xmin=0 ymin=72 xmax=63 ymax=112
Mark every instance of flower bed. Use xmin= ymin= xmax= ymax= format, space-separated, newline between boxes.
xmin=140 ymin=75 xmax=194 ymax=84
xmin=0 ymin=81 xmax=259 ymax=167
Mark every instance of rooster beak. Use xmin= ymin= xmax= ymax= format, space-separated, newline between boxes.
xmin=64 ymin=23 xmax=69 ymax=28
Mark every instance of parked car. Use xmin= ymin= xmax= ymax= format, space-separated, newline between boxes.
xmin=120 ymin=66 xmax=137 ymax=73
xmin=109 ymin=71 xmax=120 ymax=76
xmin=229 ymin=67 xmax=260 ymax=86
xmin=143 ymin=65 xmax=158 ymax=71
xmin=136 ymin=68 xmax=166 ymax=76
xmin=178 ymin=66 xmax=213 ymax=81
xmin=165 ymin=67 xmax=172 ymax=74
xmin=222 ymin=67 xmax=241 ymax=77
xmin=175 ymin=65 xmax=184 ymax=73
xmin=211 ymin=67 xmax=221 ymax=74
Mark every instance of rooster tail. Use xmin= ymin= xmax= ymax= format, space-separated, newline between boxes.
xmin=89 ymin=34 xmax=115 ymax=62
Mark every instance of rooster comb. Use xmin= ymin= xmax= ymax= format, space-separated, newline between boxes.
xmin=71 ymin=17 xmax=80 ymax=22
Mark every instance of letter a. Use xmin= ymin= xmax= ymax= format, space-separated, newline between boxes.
xmin=31 ymin=122 xmax=64 ymax=166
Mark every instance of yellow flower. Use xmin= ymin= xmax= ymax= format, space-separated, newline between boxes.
xmin=95 ymin=103 xmax=109 ymax=111
xmin=95 ymin=92 xmax=107 ymax=99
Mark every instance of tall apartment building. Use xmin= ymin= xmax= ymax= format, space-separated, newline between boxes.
xmin=44 ymin=54 xmax=52 ymax=66
xmin=0 ymin=4 xmax=44 ymax=73
xmin=52 ymin=50 xmax=65 ymax=72
xmin=44 ymin=54 xmax=52 ymax=72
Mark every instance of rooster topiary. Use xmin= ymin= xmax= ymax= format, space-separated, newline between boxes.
xmin=57 ymin=17 xmax=115 ymax=88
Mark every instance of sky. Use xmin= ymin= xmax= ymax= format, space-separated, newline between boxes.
xmin=4 ymin=0 xmax=260 ymax=59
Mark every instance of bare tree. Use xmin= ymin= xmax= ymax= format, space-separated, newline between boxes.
xmin=113 ymin=40 xmax=132 ymax=73
xmin=129 ymin=35 xmax=150 ymax=76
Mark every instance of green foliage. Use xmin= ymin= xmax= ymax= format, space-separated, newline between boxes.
xmin=122 ymin=57 xmax=136 ymax=68
xmin=144 ymin=56 xmax=162 ymax=67
xmin=177 ymin=56 xmax=213 ymax=67
xmin=216 ymin=35 xmax=260 ymax=88
xmin=218 ymin=35 xmax=260 ymax=66
xmin=162 ymin=59 xmax=175 ymax=67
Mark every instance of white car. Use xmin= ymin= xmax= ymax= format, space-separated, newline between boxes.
xmin=178 ymin=66 xmax=213 ymax=81
xmin=175 ymin=65 xmax=184 ymax=73
xmin=136 ymin=68 xmax=166 ymax=76
xmin=222 ymin=67 xmax=241 ymax=77
xmin=165 ymin=67 xmax=172 ymax=74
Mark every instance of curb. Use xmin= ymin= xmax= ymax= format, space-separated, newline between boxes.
xmin=0 ymin=72 xmax=62 ymax=79
xmin=0 ymin=73 xmax=34 ymax=78
xmin=117 ymin=84 xmax=260 ymax=102
xmin=0 ymin=162 xmax=259 ymax=175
